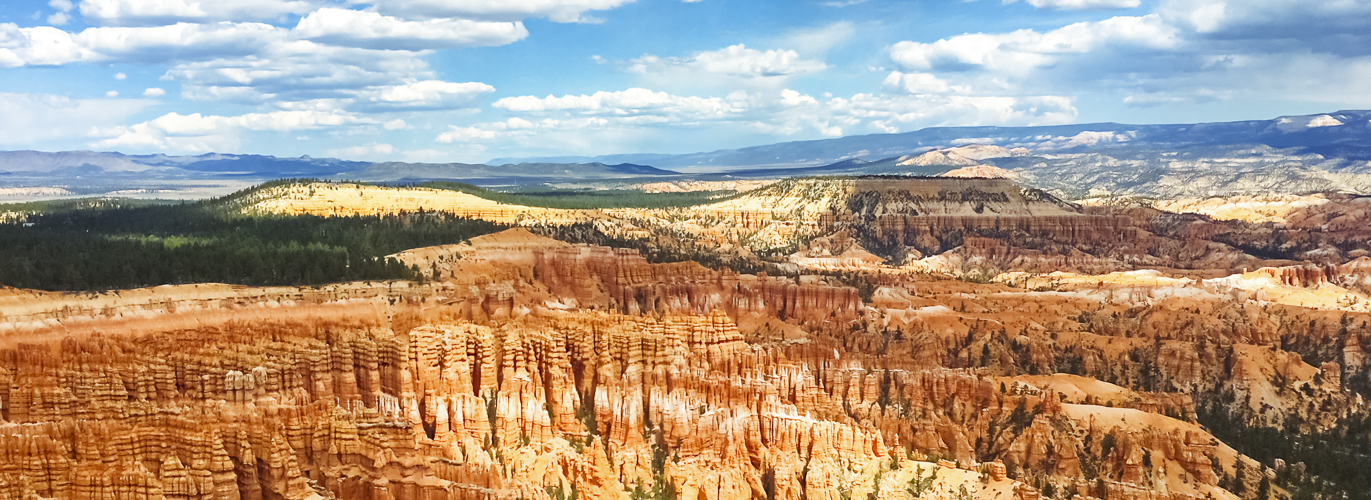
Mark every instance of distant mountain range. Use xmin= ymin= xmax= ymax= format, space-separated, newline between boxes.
xmin=0 ymin=150 xmax=674 ymax=185
xmin=3 ymin=110 xmax=1370 ymax=200
xmin=490 ymin=110 xmax=1371 ymax=171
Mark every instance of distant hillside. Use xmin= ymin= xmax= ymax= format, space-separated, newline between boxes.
xmin=0 ymin=151 xmax=677 ymax=184
xmin=352 ymin=161 xmax=677 ymax=183
xmin=492 ymin=110 xmax=1371 ymax=172
xmin=0 ymin=151 xmax=368 ymax=179
xmin=5 ymin=110 xmax=1371 ymax=201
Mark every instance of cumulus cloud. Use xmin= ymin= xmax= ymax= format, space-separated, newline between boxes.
xmin=466 ymin=87 xmax=1075 ymax=153
xmin=373 ymin=0 xmax=637 ymax=23
xmin=880 ymin=14 xmax=1214 ymax=108
xmin=2 ymin=0 xmax=652 ymax=158
xmin=78 ymin=0 xmax=322 ymax=26
xmin=807 ymin=92 xmax=1077 ymax=135
xmin=162 ymin=41 xmax=435 ymax=104
xmin=888 ymin=15 xmax=1179 ymax=74
xmin=631 ymin=44 xmax=826 ymax=79
xmin=1158 ymin=0 xmax=1371 ymax=37
xmin=0 ymin=6 xmax=533 ymax=112
xmin=293 ymin=8 xmax=528 ymax=51
xmin=692 ymin=44 xmax=826 ymax=77
xmin=347 ymin=80 xmax=496 ymax=111
xmin=47 ymin=0 xmax=74 ymax=25
xmin=0 ymin=21 xmax=281 ymax=67
xmin=1005 ymin=0 xmax=1140 ymax=11
xmin=881 ymin=71 xmax=957 ymax=95
xmin=367 ymin=81 xmax=494 ymax=104
xmin=493 ymin=88 xmax=745 ymax=121
xmin=9 ymin=0 xmax=1368 ymax=161
xmin=92 ymin=109 xmax=374 ymax=152
xmin=882 ymin=2 xmax=1371 ymax=117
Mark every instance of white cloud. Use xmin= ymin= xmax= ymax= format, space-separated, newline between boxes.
xmin=0 ymin=23 xmax=477 ymax=107
xmin=114 ymin=71 xmax=125 ymax=79
xmin=374 ymin=0 xmax=637 ymax=23
xmin=105 ymin=90 xmax=118 ymax=97
xmin=78 ymin=0 xmax=322 ymax=26
xmin=0 ymin=1 xmax=644 ymax=154
xmin=0 ymin=92 xmax=151 ymax=147
xmin=631 ymin=44 xmax=826 ymax=79
xmin=692 ymin=44 xmax=826 ymax=77
xmin=816 ymin=92 xmax=1077 ymax=134
xmin=353 ymin=80 xmax=495 ymax=110
xmin=0 ymin=24 xmax=92 ymax=66
xmin=882 ymin=4 xmax=1371 ymax=118
xmin=293 ymin=8 xmax=528 ymax=51
xmin=162 ymin=42 xmax=434 ymax=104
xmin=493 ymin=88 xmax=745 ymax=122
xmin=92 ymin=109 xmax=374 ymax=152
xmin=1005 ymin=0 xmax=1140 ymax=11
xmin=468 ymin=87 xmax=1076 ymax=154
xmin=1158 ymin=0 xmax=1371 ymax=36
xmin=0 ymin=22 xmax=282 ymax=67
xmin=47 ymin=0 xmax=74 ymax=23
xmin=6 ymin=0 xmax=1366 ymax=161
xmin=0 ymin=5 xmax=545 ymax=115
xmin=780 ymin=89 xmax=816 ymax=106
xmin=889 ymin=15 xmax=1179 ymax=74
xmin=882 ymin=71 xmax=957 ymax=94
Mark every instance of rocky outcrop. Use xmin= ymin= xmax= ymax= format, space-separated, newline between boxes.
xmin=0 ymin=293 xmax=1247 ymax=500
xmin=532 ymin=246 xmax=862 ymax=326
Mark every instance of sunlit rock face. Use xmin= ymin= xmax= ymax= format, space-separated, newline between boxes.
xmin=4 ymin=171 xmax=1371 ymax=500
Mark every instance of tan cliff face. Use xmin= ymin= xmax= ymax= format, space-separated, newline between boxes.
xmin=247 ymin=179 xmax=1371 ymax=276
xmin=249 ymin=183 xmax=588 ymax=226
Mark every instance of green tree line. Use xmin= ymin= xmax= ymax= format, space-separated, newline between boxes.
xmin=0 ymin=193 xmax=505 ymax=291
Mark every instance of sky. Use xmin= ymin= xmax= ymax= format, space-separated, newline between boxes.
xmin=1 ymin=0 xmax=1369 ymax=164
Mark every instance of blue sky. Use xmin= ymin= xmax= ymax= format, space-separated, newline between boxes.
xmin=1 ymin=0 xmax=1369 ymax=163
